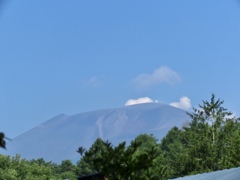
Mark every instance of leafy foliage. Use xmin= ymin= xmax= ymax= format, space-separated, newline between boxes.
xmin=77 ymin=136 xmax=159 ymax=180
xmin=0 ymin=154 xmax=53 ymax=180
xmin=0 ymin=155 xmax=78 ymax=180
xmin=160 ymin=94 xmax=240 ymax=178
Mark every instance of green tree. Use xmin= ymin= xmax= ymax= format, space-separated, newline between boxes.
xmin=76 ymin=156 xmax=96 ymax=176
xmin=59 ymin=160 xmax=76 ymax=173
xmin=76 ymin=138 xmax=105 ymax=176
xmin=160 ymin=126 xmax=187 ymax=178
xmin=78 ymin=137 xmax=158 ymax=180
xmin=182 ymin=94 xmax=240 ymax=174
xmin=129 ymin=134 xmax=167 ymax=180
xmin=0 ymin=154 xmax=56 ymax=180
xmin=56 ymin=159 xmax=77 ymax=179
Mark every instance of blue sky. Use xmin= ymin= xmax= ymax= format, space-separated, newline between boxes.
xmin=1 ymin=0 xmax=240 ymax=138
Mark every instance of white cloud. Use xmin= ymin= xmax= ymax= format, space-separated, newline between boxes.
xmin=125 ymin=97 xmax=158 ymax=106
xmin=133 ymin=66 xmax=180 ymax=88
xmin=170 ymin=96 xmax=191 ymax=110
xmin=88 ymin=77 xmax=101 ymax=86
xmin=85 ymin=76 xmax=105 ymax=87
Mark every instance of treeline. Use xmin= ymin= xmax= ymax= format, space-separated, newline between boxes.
xmin=0 ymin=154 xmax=80 ymax=180
xmin=1 ymin=94 xmax=240 ymax=180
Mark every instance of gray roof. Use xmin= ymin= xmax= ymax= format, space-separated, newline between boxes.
xmin=172 ymin=167 xmax=240 ymax=180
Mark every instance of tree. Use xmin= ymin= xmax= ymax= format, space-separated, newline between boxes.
xmin=77 ymin=137 xmax=159 ymax=180
xmin=129 ymin=134 xmax=167 ymax=180
xmin=183 ymin=94 xmax=240 ymax=174
xmin=77 ymin=138 xmax=105 ymax=176
xmin=59 ymin=160 xmax=76 ymax=173
xmin=157 ymin=94 xmax=240 ymax=178
xmin=160 ymin=126 xmax=187 ymax=178
xmin=0 ymin=132 xmax=6 ymax=149
xmin=0 ymin=154 xmax=55 ymax=180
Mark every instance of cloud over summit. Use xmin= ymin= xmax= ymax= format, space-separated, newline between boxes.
xmin=125 ymin=95 xmax=191 ymax=111
xmin=125 ymin=97 xmax=158 ymax=106
xmin=170 ymin=96 xmax=191 ymax=110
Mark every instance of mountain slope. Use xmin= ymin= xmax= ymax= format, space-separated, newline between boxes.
xmin=3 ymin=103 xmax=190 ymax=163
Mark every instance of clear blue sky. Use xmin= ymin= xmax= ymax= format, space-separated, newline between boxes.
xmin=1 ymin=0 xmax=240 ymax=138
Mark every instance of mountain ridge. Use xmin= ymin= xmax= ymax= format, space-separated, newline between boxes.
xmin=2 ymin=103 xmax=190 ymax=163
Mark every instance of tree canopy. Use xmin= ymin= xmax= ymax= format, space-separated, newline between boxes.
xmin=77 ymin=135 xmax=159 ymax=180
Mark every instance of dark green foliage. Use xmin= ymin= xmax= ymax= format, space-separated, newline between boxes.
xmin=76 ymin=157 xmax=96 ymax=176
xmin=129 ymin=134 xmax=166 ymax=179
xmin=57 ymin=160 xmax=77 ymax=179
xmin=160 ymin=126 xmax=187 ymax=178
xmin=77 ymin=138 xmax=105 ymax=176
xmin=77 ymin=136 xmax=159 ymax=180
xmin=0 ymin=132 xmax=6 ymax=149
xmin=59 ymin=160 xmax=76 ymax=173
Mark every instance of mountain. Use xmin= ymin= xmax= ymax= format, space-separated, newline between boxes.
xmin=2 ymin=103 xmax=190 ymax=163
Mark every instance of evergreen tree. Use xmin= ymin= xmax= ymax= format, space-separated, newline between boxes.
xmin=160 ymin=126 xmax=186 ymax=178
xmin=130 ymin=134 xmax=168 ymax=179
xmin=183 ymin=94 xmax=240 ymax=174
xmin=77 ymin=137 xmax=158 ymax=180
